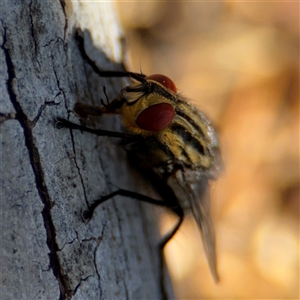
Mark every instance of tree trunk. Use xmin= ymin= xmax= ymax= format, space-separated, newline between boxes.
xmin=1 ymin=1 xmax=171 ymax=299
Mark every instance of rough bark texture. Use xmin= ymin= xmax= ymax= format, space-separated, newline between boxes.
xmin=1 ymin=1 xmax=169 ymax=299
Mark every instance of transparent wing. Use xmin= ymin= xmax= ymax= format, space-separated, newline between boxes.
xmin=168 ymin=169 xmax=219 ymax=282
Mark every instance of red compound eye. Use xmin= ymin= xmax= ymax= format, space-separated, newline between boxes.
xmin=147 ymin=74 xmax=177 ymax=93
xmin=136 ymin=103 xmax=175 ymax=132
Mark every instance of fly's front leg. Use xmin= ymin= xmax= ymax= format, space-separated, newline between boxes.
xmin=75 ymin=29 xmax=146 ymax=81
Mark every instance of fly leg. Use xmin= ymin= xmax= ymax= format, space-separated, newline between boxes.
xmin=131 ymin=170 xmax=186 ymax=299
xmin=158 ymin=205 xmax=184 ymax=300
xmin=82 ymin=188 xmax=172 ymax=220
xmin=55 ymin=117 xmax=135 ymax=140
xmin=75 ymin=29 xmax=146 ymax=82
xmin=83 ymin=188 xmax=184 ymax=300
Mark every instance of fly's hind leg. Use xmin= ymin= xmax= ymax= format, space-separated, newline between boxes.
xmin=83 ymin=188 xmax=184 ymax=300
xmin=133 ymin=170 xmax=186 ymax=299
xmin=158 ymin=204 xmax=184 ymax=300
xmin=82 ymin=188 xmax=172 ymax=220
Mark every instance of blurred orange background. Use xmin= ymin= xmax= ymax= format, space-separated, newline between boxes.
xmin=116 ymin=2 xmax=299 ymax=299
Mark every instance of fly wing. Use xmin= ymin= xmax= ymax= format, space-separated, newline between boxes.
xmin=168 ymin=169 xmax=219 ymax=282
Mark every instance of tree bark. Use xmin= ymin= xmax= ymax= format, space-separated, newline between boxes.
xmin=1 ymin=1 xmax=170 ymax=299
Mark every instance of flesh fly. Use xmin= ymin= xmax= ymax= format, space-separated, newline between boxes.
xmin=56 ymin=32 xmax=222 ymax=298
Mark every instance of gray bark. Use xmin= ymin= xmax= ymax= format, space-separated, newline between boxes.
xmin=1 ymin=1 xmax=169 ymax=299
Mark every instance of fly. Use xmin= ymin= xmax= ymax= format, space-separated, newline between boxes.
xmin=56 ymin=31 xmax=222 ymax=299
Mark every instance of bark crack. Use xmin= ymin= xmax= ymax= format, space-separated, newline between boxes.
xmin=72 ymin=227 xmax=105 ymax=298
xmin=50 ymin=43 xmax=68 ymax=113
xmin=49 ymin=39 xmax=90 ymax=209
xmin=58 ymin=237 xmax=77 ymax=252
xmin=2 ymin=25 xmax=72 ymax=300
xmin=68 ymin=130 xmax=89 ymax=207
xmin=72 ymin=275 xmax=93 ymax=297
xmin=93 ymin=244 xmax=103 ymax=299
xmin=31 ymin=103 xmax=46 ymax=126
xmin=92 ymin=224 xmax=107 ymax=299
xmin=28 ymin=0 xmax=41 ymax=69
xmin=59 ymin=0 xmax=68 ymax=41
xmin=112 ymin=200 xmax=131 ymax=299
